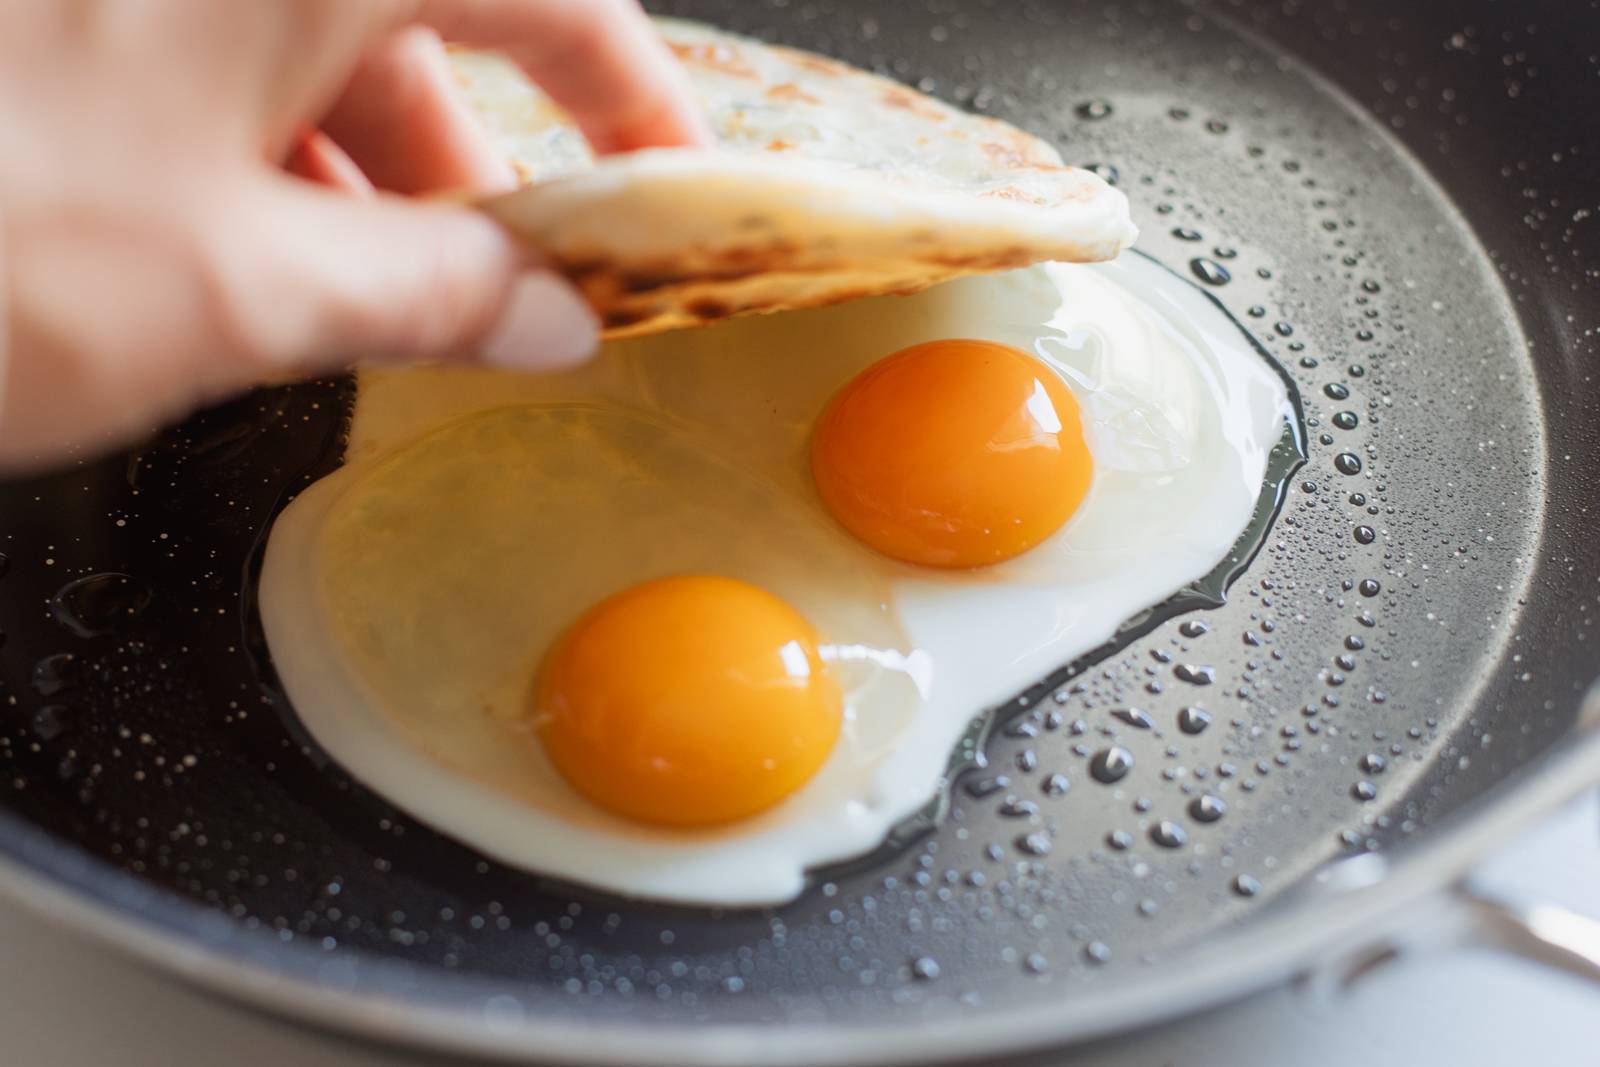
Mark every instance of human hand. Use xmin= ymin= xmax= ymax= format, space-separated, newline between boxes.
xmin=0 ymin=0 xmax=708 ymax=469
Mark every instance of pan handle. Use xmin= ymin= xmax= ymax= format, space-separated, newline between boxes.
xmin=1312 ymin=873 xmax=1600 ymax=996
xmin=1448 ymin=884 xmax=1600 ymax=987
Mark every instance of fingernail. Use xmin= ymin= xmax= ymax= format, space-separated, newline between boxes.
xmin=482 ymin=272 xmax=599 ymax=370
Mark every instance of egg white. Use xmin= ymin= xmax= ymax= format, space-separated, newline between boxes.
xmin=259 ymin=255 xmax=1291 ymax=905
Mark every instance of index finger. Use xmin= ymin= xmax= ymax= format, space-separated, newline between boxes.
xmin=414 ymin=0 xmax=711 ymax=154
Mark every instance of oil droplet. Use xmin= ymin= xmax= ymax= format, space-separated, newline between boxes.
xmin=49 ymin=572 xmax=153 ymax=638
xmin=1150 ymin=821 xmax=1188 ymax=848
xmin=1084 ymin=162 xmax=1120 ymax=185
xmin=911 ymin=956 xmax=941 ymax=981
xmin=965 ymin=774 xmax=1010 ymax=798
xmin=1178 ymin=619 xmax=1210 ymax=638
xmin=1189 ymin=258 xmax=1232 ymax=286
xmin=1106 ymin=829 xmax=1133 ymax=850
xmin=1075 ymin=99 xmax=1113 ymax=120
xmin=1171 ymin=226 xmax=1203 ymax=242
xmin=1358 ymin=579 xmax=1382 ymax=597
xmin=1188 ymin=795 xmax=1226 ymax=823
xmin=1041 ymin=773 xmax=1071 ymax=797
xmin=1111 ymin=707 xmax=1154 ymax=729
xmin=1360 ymin=753 xmax=1388 ymax=774
xmin=1233 ymin=874 xmax=1261 ymax=897
xmin=1174 ymin=664 xmax=1215 ymax=686
xmin=1025 ymin=953 xmax=1049 ymax=974
xmin=1324 ymin=382 xmax=1351 ymax=401
xmin=999 ymin=796 xmax=1040 ymax=818
xmin=1332 ymin=411 xmax=1359 ymax=430
xmin=1334 ymin=453 xmax=1364 ymax=476
xmin=1089 ymin=746 xmax=1134 ymax=784
xmin=32 ymin=704 xmax=71 ymax=741
xmin=1354 ymin=526 xmax=1376 ymax=545
xmin=1083 ymin=942 xmax=1111 ymax=965
xmin=31 ymin=653 xmax=79 ymax=697
xmin=1177 ymin=706 xmax=1212 ymax=735
xmin=1352 ymin=780 xmax=1378 ymax=802
xmin=1016 ymin=831 xmax=1052 ymax=856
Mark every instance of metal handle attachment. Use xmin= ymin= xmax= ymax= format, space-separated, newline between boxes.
xmin=1454 ymin=886 xmax=1600 ymax=987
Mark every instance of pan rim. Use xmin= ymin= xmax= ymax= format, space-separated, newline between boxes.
xmin=0 ymin=691 xmax=1594 ymax=1066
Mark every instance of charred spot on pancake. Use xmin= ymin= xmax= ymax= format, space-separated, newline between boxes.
xmin=621 ymin=271 xmax=691 ymax=294
xmin=602 ymin=307 xmax=654 ymax=330
xmin=688 ymin=299 xmax=733 ymax=321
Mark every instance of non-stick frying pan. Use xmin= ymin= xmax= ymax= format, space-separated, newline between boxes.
xmin=1 ymin=0 xmax=1597 ymax=1062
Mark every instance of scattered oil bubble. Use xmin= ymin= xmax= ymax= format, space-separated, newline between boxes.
xmin=911 ymin=956 xmax=941 ymax=981
xmin=1106 ymin=830 xmax=1133 ymax=850
xmin=1178 ymin=619 xmax=1210 ymax=638
xmin=1174 ymin=664 xmax=1216 ymax=686
xmin=1177 ymin=706 xmax=1213 ymax=734
xmin=1075 ymin=99 xmax=1113 ymax=120
xmin=1083 ymin=941 xmax=1111 ymax=965
xmin=1189 ymin=258 xmax=1232 ymax=286
xmin=1334 ymin=453 xmax=1364 ymax=476
xmin=48 ymin=572 xmax=153 ymax=639
xmin=1332 ymin=411 xmax=1359 ymax=430
xmin=32 ymin=704 xmax=71 ymax=741
xmin=31 ymin=653 xmax=79 ymax=697
xmin=1150 ymin=821 xmax=1188 ymax=848
xmin=1352 ymin=781 xmax=1379 ymax=802
xmin=1016 ymin=831 xmax=1053 ymax=856
xmin=1188 ymin=795 xmax=1227 ymax=823
xmin=1111 ymin=707 xmax=1154 ymax=730
xmin=1232 ymin=874 xmax=1261 ymax=897
xmin=1324 ymin=382 xmax=1351 ymax=401
xmin=1089 ymin=746 xmax=1134 ymax=784
xmin=1084 ymin=162 xmax=1120 ymax=185
xmin=1172 ymin=226 xmax=1203 ymax=242
xmin=1353 ymin=526 xmax=1376 ymax=545
xmin=999 ymin=796 xmax=1040 ymax=818
xmin=1041 ymin=773 xmax=1071 ymax=797
xmin=965 ymin=774 xmax=1009 ymax=798
xmin=1360 ymin=753 xmax=1388 ymax=774
xmin=1358 ymin=579 xmax=1382 ymax=597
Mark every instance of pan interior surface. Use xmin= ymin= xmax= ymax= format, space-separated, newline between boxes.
xmin=0 ymin=0 xmax=1594 ymax=1060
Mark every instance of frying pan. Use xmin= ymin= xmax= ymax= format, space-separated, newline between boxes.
xmin=1 ymin=0 xmax=1597 ymax=1062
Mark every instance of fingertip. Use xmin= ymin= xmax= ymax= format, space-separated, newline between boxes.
xmin=480 ymin=271 xmax=600 ymax=370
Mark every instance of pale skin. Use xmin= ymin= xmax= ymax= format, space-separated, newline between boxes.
xmin=0 ymin=0 xmax=710 ymax=470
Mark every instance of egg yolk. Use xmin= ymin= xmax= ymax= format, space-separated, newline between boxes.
xmin=810 ymin=339 xmax=1093 ymax=568
xmin=534 ymin=576 xmax=842 ymax=828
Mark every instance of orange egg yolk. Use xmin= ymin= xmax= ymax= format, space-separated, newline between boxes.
xmin=810 ymin=339 xmax=1093 ymax=568
xmin=534 ymin=576 xmax=842 ymax=828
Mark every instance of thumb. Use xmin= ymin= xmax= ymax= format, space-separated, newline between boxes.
xmin=232 ymin=179 xmax=598 ymax=375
